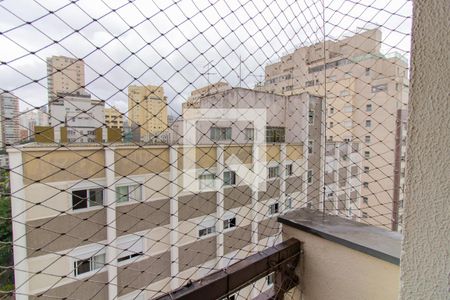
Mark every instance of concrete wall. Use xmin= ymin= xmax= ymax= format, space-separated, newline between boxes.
xmin=282 ymin=225 xmax=400 ymax=300
xmin=399 ymin=1 xmax=450 ymax=299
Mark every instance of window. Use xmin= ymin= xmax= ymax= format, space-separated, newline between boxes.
xmin=366 ymin=104 xmax=372 ymax=112
xmin=74 ymin=254 xmax=105 ymax=276
xmin=117 ymin=236 xmax=144 ymax=263
xmin=118 ymin=252 xmax=143 ymax=263
xmin=362 ymin=212 xmax=368 ymax=218
xmin=210 ymin=127 xmax=231 ymax=141
xmin=269 ymin=203 xmax=279 ymax=215
xmin=343 ymin=120 xmax=352 ymax=128
xmin=364 ymin=151 xmax=370 ymax=158
xmin=223 ymin=171 xmax=236 ymax=186
xmin=307 ymin=170 xmax=313 ymax=184
xmin=343 ymin=105 xmax=353 ymax=113
xmin=363 ymin=182 xmax=369 ymax=188
xmin=364 ymin=166 xmax=369 ymax=173
xmin=223 ymin=217 xmax=236 ymax=230
xmin=365 ymin=120 xmax=372 ymax=127
xmin=199 ymin=172 xmax=215 ymax=189
xmin=372 ymin=84 xmax=388 ymax=93
xmin=285 ymin=195 xmax=292 ymax=209
xmin=340 ymin=90 xmax=349 ymax=97
xmin=116 ymin=184 xmax=142 ymax=203
xmin=244 ymin=128 xmax=254 ymax=141
xmin=72 ymin=188 xmax=103 ymax=210
xmin=286 ymin=164 xmax=293 ymax=176
xmin=365 ymin=68 xmax=370 ymax=76
xmin=266 ymin=273 xmax=275 ymax=285
xmin=308 ymin=110 xmax=314 ymax=124
xmin=329 ymin=107 xmax=334 ymax=114
xmin=199 ymin=225 xmax=216 ymax=237
xmin=305 ymin=80 xmax=315 ymax=87
xmin=308 ymin=140 xmax=313 ymax=154
xmin=363 ymin=197 xmax=369 ymax=204
xmin=329 ymin=121 xmax=334 ymax=128
xmin=268 ymin=166 xmax=279 ymax=178
xmin=266 ymin=127 xmax=285 ymax=143
xmin=365 ymin=135 xmax=371 ymax=143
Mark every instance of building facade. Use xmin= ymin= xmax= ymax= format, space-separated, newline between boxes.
xmin=9 ymin=88 xmax=312 ymax=299
xmin=49 ymin=93 xmax=105 ymax=143
xmin=104 ymin=107 xmax=124 ymax=130
xmin=46 ymin=56 xmax=86 ymax=103
xmin=261 ymin=29 xmax=409 ymax=229
xmin=0 ymin=92 xmax=20 ymax=148
xmin=128 ymin=85 xmax=168 ymax=142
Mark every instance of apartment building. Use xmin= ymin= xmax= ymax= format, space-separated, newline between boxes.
xmin=182 ymin=81 xmax=232 ymax=112
xmin=49 ymin=93 xmax=105 ymax=143
xmin=0 ymin=92 xmax=20 ymax=148
xmin=19 ymin=108 xmax=49 ymax=142
xmin=104 ymin=107 xmax=124 ymax=130
xmin=9 ymin=87 xmax=312 ymax=299
xmin=128 ymin=85 xmax=168 ymax=142
xmin=261 ymin=29 xmax=409 ymax=229
xmin=46 ymin=56 xmax=86 ymax=103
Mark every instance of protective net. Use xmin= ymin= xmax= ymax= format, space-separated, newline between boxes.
xmin=0 ymin=0 xmax=411 ymax=299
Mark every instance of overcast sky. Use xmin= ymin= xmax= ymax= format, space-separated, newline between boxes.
xmin=0 ymin=0 xmax=411 ymax=115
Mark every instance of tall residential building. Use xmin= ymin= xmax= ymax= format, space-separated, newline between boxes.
xmin=9 ymin=87 xmax=312 ymax=299
xmin=104 ymin=107 xmax=124 ymax=129
xmin=46 ymin=56 xmax=86 ymax=103
xmin=49 ymin=93 xmax=105 ymax=143
xmin=261 ymin=29 xmax=409 ymax=229
xmin=128 ymin=85 xmax=168 ymax=142
xmin=0 ymin=92 xmax=20 ymax=148
xmin=19 ymin=108 xmax=49 ymax=142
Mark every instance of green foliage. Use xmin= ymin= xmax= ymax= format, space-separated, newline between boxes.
xmin=0 ymin=170 xmax=13 ymax=289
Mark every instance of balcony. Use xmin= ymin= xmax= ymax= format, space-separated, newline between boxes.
xmin=156 ymin=208 xmax=401 ymax=300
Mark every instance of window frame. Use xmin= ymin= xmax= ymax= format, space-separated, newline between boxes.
xmin=268 ymin=165 xmax=280 ymax=179
xmin=210 ymin=126 xmax=232 ymax=141
xmin=115 ymin=183 xmax=142 ymax=204
xmin=307 ymin=169 xmax=313 ymax=184
xmin=72 ymin=187 xmax=104 ymax=211
xmin=223 ymin=170 xmax=236 ymax=186
xmin=269 ymin=202 xmax=279 ymax=215
xmin=286 ymin=164 xmax=293 ymax=176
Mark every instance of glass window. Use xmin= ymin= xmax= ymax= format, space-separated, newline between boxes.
xmin=268 ymin=166 xmax=279 ymax=178
xmin=116 ymin=184 xmax=142 ymax=203
xmin=365 ymin=120 xmax=372 ymax=127
xmin=365 ymin=135 xmax=371 ymax=143
xmin=72 ymin=188 xmax=103 ymax=210
xmin=371 ymin=84 xmax=387 ymax=93
xmin=366 ymin=104 xmax=372 ymax=112
xmin=224 ymin=217 xmax=236 ymax=229
xmin=307 ymin=170 xmax=313 ymax=184
xmin=74 ymin=253 xmax=105 ymax=276
xmin=199 ymin=226 xmax=216 ymax=237
xmin=223 ymin=171 xmax=236 ymax=186
xmin=285 ymin=196 xmax=292 ymax=209
xmin=269 ymin=203 xmax=279 ymax=215
xmin=308 ymin=110 xmax=314 ymax=124
xmin=364 ymin=151 xmax=370 ymax=158
xmin=199 ymin=172 xmax=215 ymax=190
xmin=286 ymin=164 xmax=293 ymax=176
xmin=266 ymin=127 xmax=285 ymax=143
xmin=266 ymin=273 xmax=275 ymax=285
xmin=308 ymin=140 xmax=313 ymax=154
xmin=210 ymin=127 xmax=232 ymax=141
xmin=244 ymin=128 xmax=254 ymax=141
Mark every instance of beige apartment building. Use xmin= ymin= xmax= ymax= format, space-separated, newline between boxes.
xmin=261 ymin=29 xmax=408 ymax=229
xmin=46 ymin=56 xmax=86 ymax=103
xmin=104 ymin=107 xmax=124 ymax=129
xmin=8 ymin=88 xmax=314 ymax=299
xmin=128 ymin=85 xmax=168 ymax=142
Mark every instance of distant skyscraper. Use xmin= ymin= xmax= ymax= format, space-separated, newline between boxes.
xmin=0 ymin=92 xmax=20 ymax=148
xmin=46 ymin=56 xmax=85 ymax=103
xmin=128 ymin=85 xmax=168 ymax=142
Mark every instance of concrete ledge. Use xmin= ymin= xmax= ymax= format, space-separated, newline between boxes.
xmin=278 ymin=208 xmax=402 ymax=265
